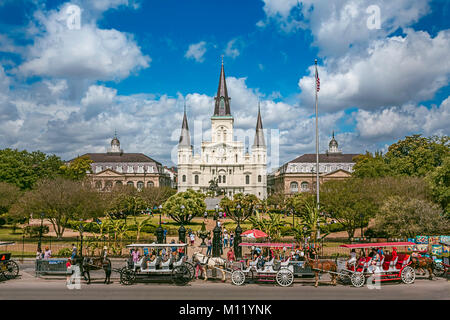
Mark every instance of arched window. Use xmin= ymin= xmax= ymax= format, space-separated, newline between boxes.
xmin=195 ymin=175 xmax=199 ymax=184
xmin=290 ymin=182 xmax=299 ymax=193
xmin=127 ymin=181 xmax=134 ymax=187
xmin=147 ymin=181 xmax=154 ymax=188
xmin=137 ymin=181 xmax=144 ymax=190
xmin=258 ymin=175 xmax=262 ymax=183
xmin=301 ymin=182 xmax=309 ymax=191
xmin=182 ymin=175 xmax=186 ymax=182
xmin=95 ymin=181 xmax=102 ymax=189
xmin=245 ymin=175 xmax=250 ymax=185
xmin=105 ymin=181 xmax=113 ymax=189
xmin=235 ymin=154 xmax=238 ymax=163
xmin=115 ymin=181 xmax=123 ymax=186
xmin=219 ymin=175 xmax=222 ymax=183
xmin=222 ymin=175 xmax=226 ymax=183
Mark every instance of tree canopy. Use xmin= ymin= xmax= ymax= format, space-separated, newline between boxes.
xmin=59 ymin=155 xmax=93 ymax=180
xmin=163 ymin=189 xmax=206 ymax=224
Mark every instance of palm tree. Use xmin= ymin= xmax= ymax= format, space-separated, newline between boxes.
xmin=134 ymin=216 xmax=152 ymax=241
xmin=249 ymin=210 xmax=285 ymax=241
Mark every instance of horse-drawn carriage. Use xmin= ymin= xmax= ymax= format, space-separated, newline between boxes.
xmin=336 ymin=242 xmax=416 ymax=287
xmin=0 ymin=242 xmax=20 ymax=281
xmin=119 ymin=243 xmax=195 ymax=286
xmin=229 ymin=243 xmax=296 ymax=287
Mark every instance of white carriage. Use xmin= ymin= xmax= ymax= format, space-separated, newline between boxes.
xmin=119 ymin=243 xmax=195 ymax=286
xmin=230 ymin=242 xmax=295 ymax=287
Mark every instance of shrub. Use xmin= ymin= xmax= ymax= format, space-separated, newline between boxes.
xmin=0 ymin=216 xmax=6 ymax=227
xmin=57 ymin=248 xmax=72 ymax=257
xmin=23 ymin=225 xmax=49 ymax=238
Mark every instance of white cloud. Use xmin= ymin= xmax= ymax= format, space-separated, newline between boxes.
xmin=17 ymin=3 xmax=150 ymax=81
xmin=260 ymin=0 xmax=431 ymax=56
xmin=224 ymin=39 xmax=241 ymax=59
xmin=185 ymin=41 xmax=207 ymax=63
xmin=298 ymin=30 xmax=450 ymax=112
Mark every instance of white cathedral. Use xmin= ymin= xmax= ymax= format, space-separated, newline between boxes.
xmin=177 ymin=62 xmax=267 ymax=199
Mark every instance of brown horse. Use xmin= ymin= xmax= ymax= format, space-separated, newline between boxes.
xmin=304 ymin=256 xmax=337 ymax=287
xmin=410 ymin=256 xmax=434 ymax=280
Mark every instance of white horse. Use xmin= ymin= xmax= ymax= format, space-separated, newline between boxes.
xmin=192 ymin=252 xmax=228 ymax=282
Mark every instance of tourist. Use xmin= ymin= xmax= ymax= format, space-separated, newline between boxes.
xmin=190 ymin=233 xmax=195 ymax=246
xmin=347 ymin=249 xmax=357 ymax=268
xmin=103 ymin=258 xmax=112 ymax=284
xmin=392 ymin=247 xmax=398 ymax=259
xmin=170 ymin=239 xmax=177 ymax=254
xmin=71 ymin=244 xmax=77 ymax=260
xmin=229 ymin=233 xmax=234 ymax=248
xmin=163 ymin=229 xmax=167 ymax=243
xmin=223 ymin=231 xmax=229 ymax=248
xmin=204 ymin=211 xmax=208 ymax=220
xmin=206 ymin=237 xmax=212 ymax=256
xmin=227 ymin=248 xmax=235 ymax=262
xmin=36 ymin=248 xmax=42 ymax=260
xmin=132 ymin=248 xmax=140 ymax=263
xmin=66 ymin=258 xmax=72 ymax=285
xmin=44 ymin=247 xmax=52 ymax=259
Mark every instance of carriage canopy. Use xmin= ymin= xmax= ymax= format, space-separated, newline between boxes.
xmin=126 ymin=243 xmax=188 ymax=248
xmin=339 ymin=242 xmax=415 ymax=249
xmin=239 ymin=242 xmax=295 ymax=248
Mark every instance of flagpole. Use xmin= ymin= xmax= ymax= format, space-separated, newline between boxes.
xmin=315 ymin=59 xmax=319 ymax=210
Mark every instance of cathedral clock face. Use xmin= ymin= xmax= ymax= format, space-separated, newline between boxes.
xmin=217 ymin=146 xmax=225 ymax=155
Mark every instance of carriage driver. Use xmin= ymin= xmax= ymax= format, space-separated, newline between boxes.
xmin=347 ymin=249 xmax=357 ymax=268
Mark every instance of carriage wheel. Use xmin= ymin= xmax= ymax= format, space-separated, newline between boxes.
xmin=231 ymin=270 xmax=245 ymax=286
xmin=120 ymin=268 xmax=136 ymax=285
xmin=432 ymin=264 xmax=445 ymax=277
xmin=337 ymin=270 xmax=351 ymax=284
xmin=276 ymin=268 xmax=294 ymax=287
xmin=401 ymin=266 xmax=415 ymax=284
xmin=3 ymin=261 xmax=19 ymax=279
xmin=172 ymin=265 xmax=191 ymax=286
xmin=183 ymin=262 xmax=195 ymax=280
xmin=350 ymin=273 xmax=365 ymax=287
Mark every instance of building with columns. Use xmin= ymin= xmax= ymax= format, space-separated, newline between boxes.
xmin=268 ymin=133 xmax=359 ymax=195
xmin=73 ymin=135 xmax=171 ymax=191
xmin=177 ymin=62 xmax=267 ymax=199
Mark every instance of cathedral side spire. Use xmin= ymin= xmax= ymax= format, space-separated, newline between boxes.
xmin=213 ymin=59 xmax=231 ymax=116
xmin=179 ymin=103 xmax=191 ymax=147
xmin=253 ymin=101 xmax=265 ymax=147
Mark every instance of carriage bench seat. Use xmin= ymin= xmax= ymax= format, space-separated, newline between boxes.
xmin=141 ymin=257 xmax=160 ymax=271
xmin=280 ymin=258 xmax=290 ymax=267
xmin=383 ymin=255 xmax=398 ymax=270
xmin=395 ymin=254 xmax=410 ymax=269
xmin=172 ymin=257 xmax=184 ymax=267
xmin=160 ymin=258 xmax=172 ymax=270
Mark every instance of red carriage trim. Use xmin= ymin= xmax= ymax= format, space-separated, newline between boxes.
xmin=339 ymin=242 xmax=415 ymax=249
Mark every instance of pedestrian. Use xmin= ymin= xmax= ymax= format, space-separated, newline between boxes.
xmin=223 ymin=211 xmax=226 ymax=218
xmin=190 ymin=233 xmax=195 ymax=246
xmin=230 ymin=233 xmax=234 ymax=248
xmin=206 ymin=237 xmax=212 ymax=256
xmin=103 ymin=258 xmax=112 ymax=284
xmin=71 ymin=243 xmax=77 ymax=260
xmin=163 ymin=229 xmax=167 ymax=243
xmin=219 ymin=211 xmax=223 ymax=219
xmin=44 ymin=247 xmax=52 ymax=259
xmin=227 ymin=248 xmax=235 ymax=262
xmin=223 ymin=231 xmax=229 ymax=248
xmin=66 ymin=258 xmax=72 ymax=285
xmin=36 ymin=248 xmax=42 ymax=260
xmin=204 ymin=211 xmax=208 ymax=220
xmin=132 ymin=248 xmax=140 ymax=263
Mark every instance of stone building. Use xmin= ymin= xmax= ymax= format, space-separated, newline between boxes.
xmin=177 ymin=61 xmax=267 ymax=199
xmin=74 ymin=135 xmax=171 ymax=191
xmin=268 ymin=133 xmax=359 ymax=195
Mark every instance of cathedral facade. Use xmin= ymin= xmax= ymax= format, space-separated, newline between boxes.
xmin=177 ymin=62 xmax=267 ymax=199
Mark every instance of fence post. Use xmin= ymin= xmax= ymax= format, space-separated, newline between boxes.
xmin=21 ymin=235 xmax=25 ymax=262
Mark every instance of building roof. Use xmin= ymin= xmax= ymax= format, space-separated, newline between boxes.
xmin=77 ymin=153 xmax=162 ymax=165
xmin=289 ymin=153 xmax=359 ymax=164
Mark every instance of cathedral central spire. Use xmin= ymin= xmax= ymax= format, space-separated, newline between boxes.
xmin=179 ymin=102 xmax=191 ymax=147
xmin=213 ymin=59 xmax=231 ymax=116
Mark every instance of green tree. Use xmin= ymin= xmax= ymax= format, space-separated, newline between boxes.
xmin=60 ymin=155 xmax=93 ymax=180
xmin=140 ymin=186 xmax=176 ymax=210
xmin=10 ymin=177 xmax=106 ymax=238
xmin=108 ymin=185 xmax=148 ymax=230
xmin=426 ymin=155 xmax=450 ymax=214
xmin=374 ymin=196 xmax=450 ymax=238
xmin=385 ymin=134 xmax=449 ymax=177
xmin=320 ymin=178 xmax=377 ymax=240
xmin=163 ymin=189 xmax=206 ymax=224
xmin=0 ymin=182 xmax=21 ymax=214
xmin=220 ymin=193 xmax=260 ymax=224
xmin=0 ymin=149 xmax=63 ymax=189
xmin=248 ymin=210 xmax=285 ymax=241
xmin=352 ymin=151 xmax=393 ymax=178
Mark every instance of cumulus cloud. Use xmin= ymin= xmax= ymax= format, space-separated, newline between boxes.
xmin=298 ymin=30 xmax=450 ymax=112
xmin=185 ymin=41 xmax=207 ymax=63
xmin=224 ymin=38 xmax=242 ymax=59
xmin=260 ymin=0 xmax=431 ymax=56
xmin=16 ymin=3 xmax=150 ymax=81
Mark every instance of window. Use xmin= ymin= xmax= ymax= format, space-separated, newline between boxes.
xmin=223 ymin=175 xmax=226 ymax=183
xmin=258 ymin=175 xmax=262 ymax=183
xmin=235 ymin=154 xmax=238 ymax=163
xmin=301 ymin=182 xmax=309 ymax=191
xmin=115 ymin=181 xmax=123 ymax=186
xmin=245 ymin=175 xmax=250 ymax=185
xmin=127 ymin=166 xmax=133 ymax=173
xmin=290 ymin=182 xmax=298 ymax=193
xmin=219 ymin=175 xmax=222 ymax=183
xmin=127 ymin=181 xmax=134 ymax=187
xmin=212 ymin=169 xmax=215 ymax=175
xmin=182 ymin=175 xmax=186 ymax=182
xmin=137 ymin=181 xmax=144 ymax=190
xmin=105 ymin=181 xmax=113 ymax=189
xmin=96 ymin=166 xmax=102 ymax=173
xmin=137 ymin=166 xmax=144 ymax=173
xmin=115 ymin=166 xmax=122 ymax=173
xmin=229 ymin=170 xmax=232 ymax=174
xmin=147 ymin=181 xmax=154 ymax=187
xmin=95 ymin=181 xmax=102 ymax=189
xmin=195 ymin=175 xmax=199 ymax=184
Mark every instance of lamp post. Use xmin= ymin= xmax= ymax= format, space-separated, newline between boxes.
xmin=178 ymin=205 xmax=186 ymax=243
xmin=212 ymin=221 xmax=222 ymax=257
xmin=234 ymin=204 xmax=242 ymax=259
xmin=156 ymin=212 xmax=164 ymax=244
xmin=214 ymin=204 xmax=219 ymax=221
xmin=38 ymin=213 xmax=44 ymax=252
xmin=78 ymin=220 xmax=84 ymax=276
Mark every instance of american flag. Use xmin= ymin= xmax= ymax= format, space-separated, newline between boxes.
xmin=315 ymin=69 xmax=320 ymax=92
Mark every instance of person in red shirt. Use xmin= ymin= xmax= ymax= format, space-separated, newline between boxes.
xmin=66 ymin=258 xmax=72 ymax=285
xmin=227 ymin=248 xmax=235 ymax=262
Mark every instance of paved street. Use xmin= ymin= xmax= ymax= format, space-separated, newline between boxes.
xmin=1 ymin=260 xmax=448 ymax=300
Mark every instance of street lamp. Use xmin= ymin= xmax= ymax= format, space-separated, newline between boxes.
xmin=156 ymin=208 xmax=164 ymax=244
xmin=234 ymin=204 xmax=242 ymax=258
xmin=178 ymin=205 xmax=186 ymax=243
xmin=215 ymin=204 xmax=219 ymax=221
xmin=38 ymin=213 xmax=44 ymax=252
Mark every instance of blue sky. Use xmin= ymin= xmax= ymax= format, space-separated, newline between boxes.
xmin=0 ymin=0 xmax=449 ymax=169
